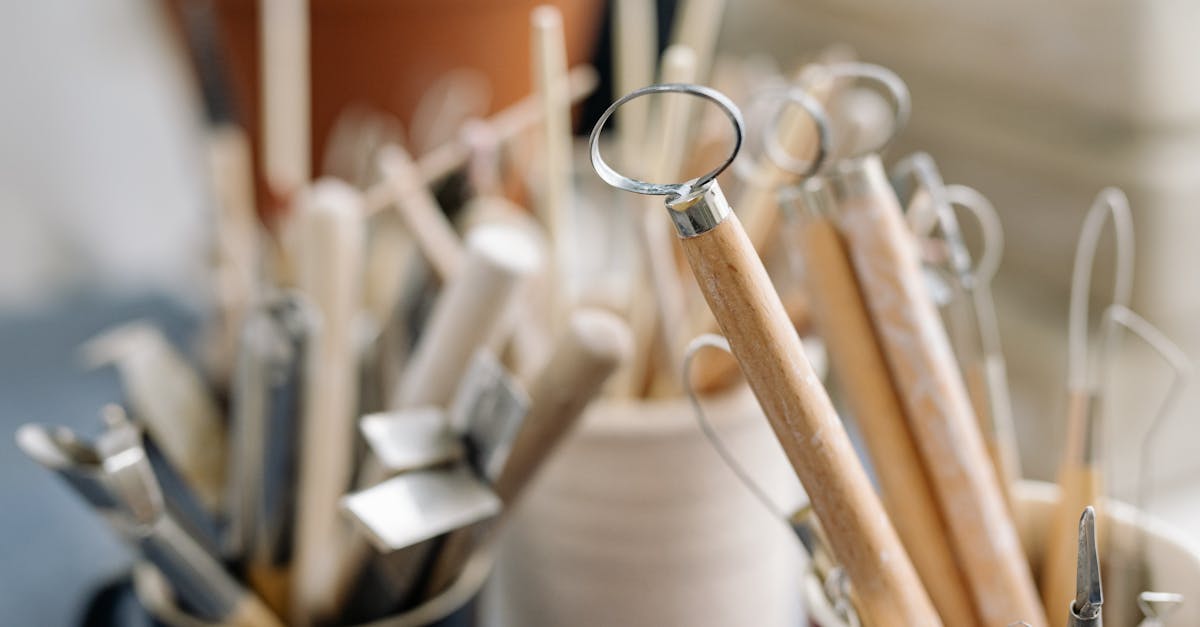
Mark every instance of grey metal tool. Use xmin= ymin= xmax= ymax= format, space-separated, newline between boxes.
xmin=1136 ymin=591 xmax=1185 ymax=627
xmin=359 ymin=407 xmax=463 ymax=474
xmin=19 ymin=408 xmax=281 ymax=625
xmin=448 ymin=349 xmax=530 ymax=481
xmin=226 ymin=290 xmax=314 ymax=565
xmin=1069 ymin=506 xmax=1103 ymax=627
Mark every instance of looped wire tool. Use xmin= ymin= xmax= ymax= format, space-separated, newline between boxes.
xmin=592 ymin=82 xmax=941 ymax=627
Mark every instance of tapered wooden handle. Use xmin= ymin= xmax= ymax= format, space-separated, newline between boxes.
xmin=680 ymin=211 xmax=940 ymax=627
xmin=834 ymin=156 xmax=1045 ymax=627
xmin=379 ymin=145 xmax=463 ymax=282
xmin=423 ymin=308 xmax=631 ymax=597
xmin=799 ymin=214 xmax=978 ymax=626
xmin=1041 ymin=390 xmax=1102 ymax=623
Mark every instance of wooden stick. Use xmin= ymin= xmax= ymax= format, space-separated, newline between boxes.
xmin=636 ymin=45 xmax=696 ymax=396
xmin=289 ymin=180 xmax=364 ymax=624
xmin=1040 ymin=390 xmax=1102 ymax=622
xmin=396 ymin=223 xmax=541 ymax=408
xmin=376 ymin=144 xmax=464 ymax=282
xmin=259 ymin=0 xmax=309 ymax=198
xmin=612 ymin=0 xmax=657 ymax=171
xmin=832 ymin=155 xmax=1045 ymax=627
xmin=531 ymin=5 xmax=575 ymax=316
xmin=667 ymin=0 xmax=724 ymax=85
xmin=423 ymin=308 xmax=632 ymax=597
xmin=791 ymin=186 xmax=978 ymax=626
xmin=672 ymin=185 xmax=941 ymax=627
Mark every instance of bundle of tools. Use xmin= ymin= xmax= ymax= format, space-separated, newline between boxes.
xmin=15 ymin=1 xmax=1196 ymax=626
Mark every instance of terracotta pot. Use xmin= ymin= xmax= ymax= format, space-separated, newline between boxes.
xmin=208 ymin=0 xmax=604 ymax=207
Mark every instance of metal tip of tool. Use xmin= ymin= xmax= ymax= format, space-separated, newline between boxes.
xmin=1074 ymin=506 xmax=1103 ymax=619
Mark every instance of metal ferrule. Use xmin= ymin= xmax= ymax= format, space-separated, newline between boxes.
xmin=665 ymin=181 xmax=732 ymax=238
xmin=1068 ymin=602 xmax=1103 ymax=627
xmin=828 ymin=153 xmax=889 ymax=201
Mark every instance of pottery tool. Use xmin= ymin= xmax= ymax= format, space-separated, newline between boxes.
xmin=1068 ymin=507 xmax=1103 ymax=627
xmin=1042 ymin=188 xmax=1134 ymax=621
xmin=289 ymin=181 xmax=365 ymax=624
xmin=259 ymin=0 xmax=309 ymax=201
xmin=18 ymin=412 xmax=282 ymax=627
xmin=531 ymin=5 xmax=575 ymax=317
xmin=827 ymin=71 xmax=1044 ymax=625
xmin=81 ymin=322 xmax=227 ymax=513
xmin=422 ymin=308 xmax=632 ymax=597
xmin=591 ymin=84 xmax=941 ymax=627
xmin=782 ymin=177 xmax=978 ymax=626
xmin=629 ymin=44 xmax=697 ymax=397
xmin=914 ymin=181 xmax=1022 ymax=512
xmin=1136 ymin=592 xmax=1185 ymax=627
xmin=374 ymin=144 xmax=464 ymax=283
xmin=612 ymin=0 xmax=657 ymax=169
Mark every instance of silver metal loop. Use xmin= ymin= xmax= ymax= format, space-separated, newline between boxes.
xmin=824 ymin=62 xmax=910 ymax=159
xmin=589 ymin=83 xmax=744 ymax=200
xmin=763 ymin=87 xmax=831 ymax=178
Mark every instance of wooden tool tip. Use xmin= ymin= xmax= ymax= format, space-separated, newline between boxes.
xmin=465 ymin=222 xmax=544 ymax=275
xmin=566 ymin=308 xmax=634 ymax=365
xmin=531 ymin=5 xmax=564 ymax=30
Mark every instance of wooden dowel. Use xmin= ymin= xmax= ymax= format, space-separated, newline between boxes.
xmin=259 ymin=0 xmax=309 ymax=198
xmin=613 ymin=0 xmax=656 ymax=170
xmin=667 ymin=0 xmax=724 ymax=85
xmin=396 ymin=223 xmax=541 ymax=408
xmin=1040 ymin=390 xmax=1103 ymax=623
xmin=832 ymin=155 xmax=1045 ymax=627
xmin=793 ymin=196 xmax=978 ymax=626
xmin=376 ymin=144 xmax=464 ymax=282
xmin=289 ymin=180 xmax=365 ymax=624
xmin=423 ymin=308 xmax=632 ymax=597
xmin=674 ymin=187 xmax=941 ymax=627
xmin=531 ymin=5 xmax=575 ymax=317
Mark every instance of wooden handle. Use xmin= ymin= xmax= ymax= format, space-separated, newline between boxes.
xmin=834 ymin=157 xmax=1045 ymax=627
xmin=965 ymin=356 xmax=1020 ymax=514
xmin=259 ymin=0 xmax=309 ymax=197
xmin=423 ymin=308 xmax=632 ymax=597
xmin=378 ymin=144 xmax=464 ymax=282
xmin=532 ymin=5 xmax=574 ymax=319
xmin=290 ymin=181 xmax=364 ymax=624
xmin=798 ymin=213 xmax=978 ymax=626
xmin=680 ymin=210 xmax=940 ymax=627
xmin=1040 ymin=390 xmax=1102 ymax=623
xmin=228 ymin=593 xmax=285 ymax=627
xmin=396 ymin=223 xmax=540 ymax=408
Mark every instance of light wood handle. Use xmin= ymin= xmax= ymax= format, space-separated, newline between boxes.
xmin=228 ymin=593 xmax=285 ymax=627
xmin=259 ymin=0 xmax=309 ymax=197
xmin=834 ymin=157 xmax=1045 ymax=627
xmin=965 ymin=356 xmax=1020 ymax=514
xmin=378 ymin=144 xmax=464 ymax=282
xmin=396 ymin=223 xmax=540 ymax=408
xmin=680 ymin=210 xmax=940 ymax=627
xmin=290 ymin=181 xmax=365 ymax=624
xmin=798 ymin=213 xmax=978 ymax=626
xmin=1040 ymin=390 xmax=1102 ymax=623
xmin=423 ymin=308 xmax=632 ymax=597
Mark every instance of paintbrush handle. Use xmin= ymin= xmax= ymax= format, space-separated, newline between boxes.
xmin=834 ymin=155 xmax=1044 ymax=627
xmin=379 ymin=145 xmax=464 ymax=282
xmin=798 ymin=209 xmax=978 ymax=626
xmin=678 ymin=200 xmax=940 ymax=627
xmin=423 ymin=309 xmax=631 ymax=597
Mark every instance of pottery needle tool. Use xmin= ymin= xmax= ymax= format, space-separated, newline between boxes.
xmin=81 ymin=322 xmax=227 ymax=513
xmin=780 ymin=174 xmax=978 ymax=625
xmin=288 ymin=181 xmax=365 ymax=624
xmin=1041 ymin=188 xmax=1134 ymax=620
xmin=1068 ymin=507 xmax=1103 ymax=627
xmin=592 ymin=84 xmax=941 ymax=627
xmin=894 ymin=157 xmax=1023 ymax=513
xmin=422 ymin=308 xmax=632 ymax=597
xmin=827 ymin=68 xmax=1045 ymax=625
xmin=531 ymin=5 xmax=575 ymax=317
